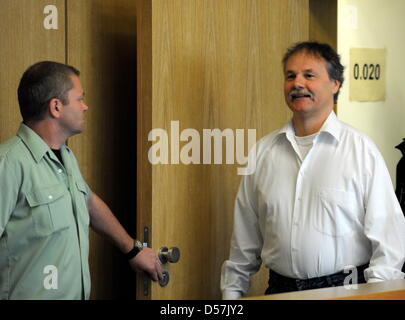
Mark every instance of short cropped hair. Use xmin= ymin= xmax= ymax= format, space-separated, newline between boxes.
xmin=282 ymin=41 xmax=344 ymax=103
xmin=18 ymin=61 xmax=80 ymax=122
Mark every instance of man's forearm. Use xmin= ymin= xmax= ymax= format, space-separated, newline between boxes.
xmin=87 ymin=192 xmax=164 ymax=281
xmin=87 ymin=192 xmax=133 ymax=254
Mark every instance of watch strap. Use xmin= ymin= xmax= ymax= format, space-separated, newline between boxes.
xmin=125 ymin=240 xmax=143 ymax=260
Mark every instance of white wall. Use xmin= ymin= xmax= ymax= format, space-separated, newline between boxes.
xmin=338 ymin=0 xmax=405 ymax=185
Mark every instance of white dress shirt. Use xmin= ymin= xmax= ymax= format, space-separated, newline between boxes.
xmin=221 ymin=111 xmax=405 ymax=300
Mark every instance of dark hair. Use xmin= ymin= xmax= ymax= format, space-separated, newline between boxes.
xmin=282 ymin=41 xmax=344 ymax=103
xmin=18 ymin=61 xmax=80 ymax=122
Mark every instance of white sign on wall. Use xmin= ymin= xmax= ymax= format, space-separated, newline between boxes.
xmin=343 ymin=5 xmax=358 ymax=30
xmin=349 ymin=48 xmax=386 ymax=102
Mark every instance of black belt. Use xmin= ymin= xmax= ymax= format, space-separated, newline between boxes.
xmin=265 ymin=264 xmax=368 ymax=295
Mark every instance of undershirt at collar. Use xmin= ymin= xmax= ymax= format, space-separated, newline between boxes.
xmin=294 ymin=132 xmax=319 ymax=160
xmin=51 ymin=148 xmax=64 ymax=166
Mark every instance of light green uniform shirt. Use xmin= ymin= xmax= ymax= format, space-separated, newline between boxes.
xmin=0 ymin=123 xmax=91 ymax=299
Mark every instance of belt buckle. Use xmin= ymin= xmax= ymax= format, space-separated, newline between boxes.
xmin=295 ymin=279 xmax=304 ymax=290
xmin=326 ymin=275 xmax=335 ymax=287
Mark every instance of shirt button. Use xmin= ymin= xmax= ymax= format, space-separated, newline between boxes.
xmin=57 ymin=169 xmax=63 ymax=173
xmin=48 ymin=195 xmax=53 ymax=200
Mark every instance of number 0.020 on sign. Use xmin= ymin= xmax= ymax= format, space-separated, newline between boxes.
xmin=349 ymin=48 xmax=386 ymax=102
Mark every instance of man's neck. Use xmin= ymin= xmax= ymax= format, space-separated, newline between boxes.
xmin=292 ymin=108 xmax=332 ymax=137
xmin=25 ymin=120 xmax=68 ymax=150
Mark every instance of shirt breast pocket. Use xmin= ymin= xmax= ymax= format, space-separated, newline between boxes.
xmin=313 ymin=188 xmax=359 ymax=237
xmin=26 ymin=184 xmax=71 ymax=237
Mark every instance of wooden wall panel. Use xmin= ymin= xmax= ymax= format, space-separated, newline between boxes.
xmin=67 ymin=0 xmax=137 ymax=299
xmin=0 ymin=0 xmax=65 ymax=142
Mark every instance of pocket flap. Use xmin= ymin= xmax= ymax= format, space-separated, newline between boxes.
xmin=75 ymin=180 xmax=88 ymax=194
xmin=26 ymin=184 xmax=67 ymax=207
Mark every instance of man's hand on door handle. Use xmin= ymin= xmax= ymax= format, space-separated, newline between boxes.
xmin=130 ymin=247 xmax=164 ymax=282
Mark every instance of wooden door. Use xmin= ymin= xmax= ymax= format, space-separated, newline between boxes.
xmin=136 ymin=0 xmax=313 ymax=300
xmin=0 ymin=0 xmax=66 ymax=142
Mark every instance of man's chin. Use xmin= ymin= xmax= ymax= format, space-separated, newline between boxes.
xmin=70 ymin=127 xmax=84 ymax=137
xmin=287 ymin=101 xmax=313 ymax=113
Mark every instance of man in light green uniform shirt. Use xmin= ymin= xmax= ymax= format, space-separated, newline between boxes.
xmin=0 ymin=124 xmax=92 ymax=299
xmin=0 ymin=61 xmax=163 ymax=299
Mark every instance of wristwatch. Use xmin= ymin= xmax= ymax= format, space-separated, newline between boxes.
xmin=125 ymin=239 xmax=144 ymax=260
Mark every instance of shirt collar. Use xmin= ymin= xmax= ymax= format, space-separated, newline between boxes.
xmin=277 ymin=111 xmax=341 ymax=143
xmin=16 ymin=123 xmax=70 ymax=163
xmin=318 ymin=111 xmax=341 ymax=142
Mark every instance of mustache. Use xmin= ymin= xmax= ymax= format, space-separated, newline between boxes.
xmin=288 ymin=89 xmax=314 ymax=100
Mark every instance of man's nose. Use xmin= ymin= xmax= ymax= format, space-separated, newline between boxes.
xmin=293 ymin=75 xmax=305 ymax=89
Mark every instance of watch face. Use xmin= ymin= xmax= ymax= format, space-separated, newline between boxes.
xmin=135 ymin=240 xmax=143 ymax=250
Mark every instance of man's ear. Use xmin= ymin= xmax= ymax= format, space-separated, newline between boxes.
xmin=49 ymin=98 xmax=62 ymax=118
xmin=332 ymin=80 xmax=341 ymax=95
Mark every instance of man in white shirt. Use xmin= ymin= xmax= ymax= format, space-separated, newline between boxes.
xmin=221 ymin=41 xmax=405 ymax=299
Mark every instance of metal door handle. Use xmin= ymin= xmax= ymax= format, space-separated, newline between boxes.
xmin=159 ymin=246 xmax=180 ymax=264
xmin=159 ymin=270 xmax=170 ymax=287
